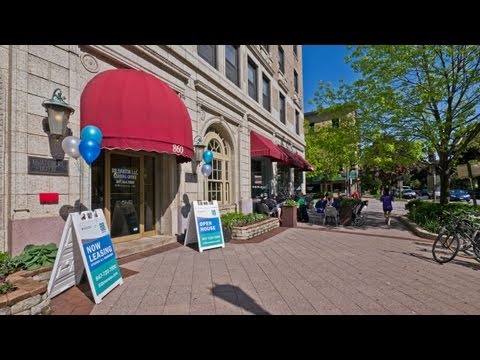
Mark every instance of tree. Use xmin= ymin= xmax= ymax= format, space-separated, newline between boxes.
xmin=312 ymin=46 xmax=480 ymax=204
xmin=304 ymin=108 xmax=359 ymax=184
xmin=361 ymin=133 xmax=424 ymax=188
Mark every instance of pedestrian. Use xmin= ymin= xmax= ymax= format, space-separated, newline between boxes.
xmin=380 ymin=188 xmax=394 ymax=226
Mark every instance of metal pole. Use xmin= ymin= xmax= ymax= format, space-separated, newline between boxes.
xmin=433 ymin=163 xmax=437 ymax=203
xmin=78 ymin=159 xmax=82 ymax=213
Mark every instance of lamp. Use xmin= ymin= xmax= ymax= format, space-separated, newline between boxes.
xmin=42 ymin=88 xmax=74 ymax=137
xmin=192 ymin=135 xmax=206 ymax=175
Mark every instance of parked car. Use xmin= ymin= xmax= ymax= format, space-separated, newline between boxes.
xmin=449 ymin=189 xmax=471 ymax=202
xmin=402 ymin=189 xmax=417 ymax=199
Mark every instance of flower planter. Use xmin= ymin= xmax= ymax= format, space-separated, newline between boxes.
xmin=339 ymin=206 xmax=353 ymax=226
xmin=0 ymin=266 xmax=52 ymax=315
xmin=231 ymin=218 xmax=280 ymax=241
xmin=281 ymin=206 xmax=297 ymax=228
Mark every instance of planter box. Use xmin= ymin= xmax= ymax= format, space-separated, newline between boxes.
xmin=281 ymin=206 xmax=297 ymax=228
xmin=339 ymin=207 xmax=353 ymax=226
xmin=0 ymin=266 xmax=52 ymax=315
xmin=231 ymin=218 xmax=280 ymax=241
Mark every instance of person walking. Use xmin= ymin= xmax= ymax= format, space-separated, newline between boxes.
xmin=380 ymin=188 xmax=394 ymax=226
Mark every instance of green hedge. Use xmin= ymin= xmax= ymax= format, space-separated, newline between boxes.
xmin=406 ymin=200 xmax=480 ymax=233
xmin=221 ymin=212 xmax=268 ymax=230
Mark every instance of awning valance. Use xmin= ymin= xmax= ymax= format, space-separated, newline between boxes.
xmin=250 ymin=131 xmax=287 ymax=162
xmin=278 ymin=145 xmax=313 ymax=171
xmin=80 ymin=69 xmax=193 ymax=163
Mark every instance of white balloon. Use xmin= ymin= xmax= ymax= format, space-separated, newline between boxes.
xmin=201 ymin=163 xmax=212 ymax=177
xmin=61 ymin=136 xmax=81 ymax=159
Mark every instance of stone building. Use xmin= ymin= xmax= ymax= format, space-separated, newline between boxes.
xmin=0 ymin=45 xmax=309 ymax=254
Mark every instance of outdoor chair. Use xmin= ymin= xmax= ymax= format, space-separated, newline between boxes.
xmin=323 ymin=206 xmax=338 ymax=226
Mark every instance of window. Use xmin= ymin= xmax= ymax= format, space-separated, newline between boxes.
xmin=198 ymin=45 xmax=216 ymax=68
xmin=293 ymin=45 xmax=298 ymax=56
xmin=278 ymin=46 xmax=285 ymax=74
xmin=205 ymin=128 xmax=231 ymax=205
xmin=294 ymin=70 xmax=298 ymax=93
xmin=279 ymin=93 xmax=286 ymax=124
xmin=262 ymin=75 xmax=270 ymax=111
xmin=248 ymin=59 xmax=258 ymax=101
xmin=261 ymin=45 xmax=270 ymax=53
xmin=295 ymin=110 xmax=300 ymax=134
xmin=332 ymin=118 xmax=339 ymax=128
xmin=225 ymin=45 xmax=239 ymax=86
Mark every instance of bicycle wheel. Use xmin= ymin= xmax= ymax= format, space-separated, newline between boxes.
xmin=353 ymin=216 xmax=365 ymax=226
xmin=432 ymin=229 xmax=460 ymax=264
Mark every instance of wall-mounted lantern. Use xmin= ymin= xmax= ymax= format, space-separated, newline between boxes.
xmin=192 ymin=135 xmax=206 ymax=175
xmin=42 ymin=88 xmax=75 ymax=137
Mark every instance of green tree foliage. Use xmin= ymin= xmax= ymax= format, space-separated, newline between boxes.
xmin=304 ymin=109 xmax=360 ymax=181
xmin=361 ymin=133 xmax=424 ymax=186
xmin=312 ymin=46 xmax=480 ymax=204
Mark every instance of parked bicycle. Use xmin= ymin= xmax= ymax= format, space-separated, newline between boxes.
xmin=432 ymin=210 xmax=480 ymax=264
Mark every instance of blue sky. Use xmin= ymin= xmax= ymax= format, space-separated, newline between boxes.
xmin=302 ymin=45 xmax=358 ymax=112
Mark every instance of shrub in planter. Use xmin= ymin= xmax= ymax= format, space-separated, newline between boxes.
xmin=221 ymin=213 xmax=268 ymax=242
xmin=338 ymin=197 xmax=361 ymax=225
xmin=14 ymin=243 xmax=58 ymax=271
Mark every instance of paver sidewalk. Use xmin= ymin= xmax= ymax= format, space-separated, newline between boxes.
xmin=54 ymin=196 xmax=480 ymax=315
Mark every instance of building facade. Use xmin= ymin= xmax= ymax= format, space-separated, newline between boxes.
xmin=0 ymin=45 xmax=307 ymax=254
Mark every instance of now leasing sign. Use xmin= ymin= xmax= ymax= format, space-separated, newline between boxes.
xmin=184 ymin=200 xmax=225 ymax=252
xmin=48 ymin=209 xmax=123 ymax=304
xmin=74 ymin=210 xmax=123 ymax=304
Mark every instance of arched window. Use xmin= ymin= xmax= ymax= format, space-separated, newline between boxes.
xmin=204 ymin=128 xmax=231 ymax=205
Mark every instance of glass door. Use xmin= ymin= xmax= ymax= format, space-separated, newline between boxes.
xmin=109 ymin=154 xmax=141 ymax=239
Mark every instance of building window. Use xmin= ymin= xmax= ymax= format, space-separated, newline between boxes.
xmin=261 ymin=45 xmax=270 ymax=53
xmin=279 ymin=93 xmax=286 ymax=124
xmin=293 ymin=45 xmax=298 ymax=56
xmin=262 ymin=74 xmax=270 ymax=111
xmin=198 ymin=45 xmax=216 ymax=68
xmin=295 ymin=110 xmax=300 ymax=134
xmin=205 ymin=129 xmax=231 ymax=205
xmin=278 ymin=46 xmax=285 ymax=74
xmin=332 ymin=118 xmax=340 ymax=128
xmin=294 ymin=70 xmax=298 ymax=93
xmin=248 ymin=59 xmax=258 ymax=101
xmin=225 ymin=45 xmax=239 ymax=86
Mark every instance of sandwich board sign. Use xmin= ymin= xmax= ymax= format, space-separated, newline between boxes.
xmin=184 ymin=200 xmax=225 ymax=252
xmin=48 ymin=209 xmax=123 ymax=304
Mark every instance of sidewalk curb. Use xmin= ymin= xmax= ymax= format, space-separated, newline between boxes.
xmin=397 ymin=215 xmax=437 ymax=241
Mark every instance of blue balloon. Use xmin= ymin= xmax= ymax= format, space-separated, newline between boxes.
xmin=79 ymin=139 xmax=101 ymax=165
xmin=81 ymin=125 xmax=103 ymax=144
xmin=202 ymin=150 xmax=213 ymax=164
xmin=201 ymin=163 xmax=212 ymax=177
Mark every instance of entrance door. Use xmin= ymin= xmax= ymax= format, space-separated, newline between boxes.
xmin=92 ymin=150 xmax=156 ymax=242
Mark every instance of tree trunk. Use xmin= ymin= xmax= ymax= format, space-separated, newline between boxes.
xmin=439 ymin=152 xmax=449 ymax=205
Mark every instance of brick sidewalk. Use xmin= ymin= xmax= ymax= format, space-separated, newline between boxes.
xmin=51 ymin=200 xmax=480 ymax=315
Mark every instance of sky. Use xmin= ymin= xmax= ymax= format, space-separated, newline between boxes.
xmin=302 ymin=45 xmax=358 ymax=113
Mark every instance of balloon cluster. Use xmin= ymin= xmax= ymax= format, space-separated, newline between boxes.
xmin=201 ymin=150 xmax=213 ymax=177
xmin=61 ymin=125 xmax=103 ymax=165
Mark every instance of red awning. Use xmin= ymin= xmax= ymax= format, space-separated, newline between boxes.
xmin=293 ymin=152 xmax=314 ymax=171
xmin=80 ymin=69 xmax=193 ymax=163
xmin=277 ymin=145 xmax=313 ymax=171
xmin=250 ymin=131 xmax=288 ymax=162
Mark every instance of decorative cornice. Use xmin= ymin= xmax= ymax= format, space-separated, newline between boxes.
xmin=278 ymin=75 xmax=289 ymax=94
xmin=246 ymin=45 xmax=274 ymax=77
xmin=293 ymin=93 xmax=302 ymax=109
xmin=80 ymin=45 xmax=187 ymax=97
xmin=197 ymin=99 xmax=242 ymax=126
xmin=122 ymin=45 xmax=191 ymax=84
xmin=194 ymin=79 xmax=245 ymax=117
